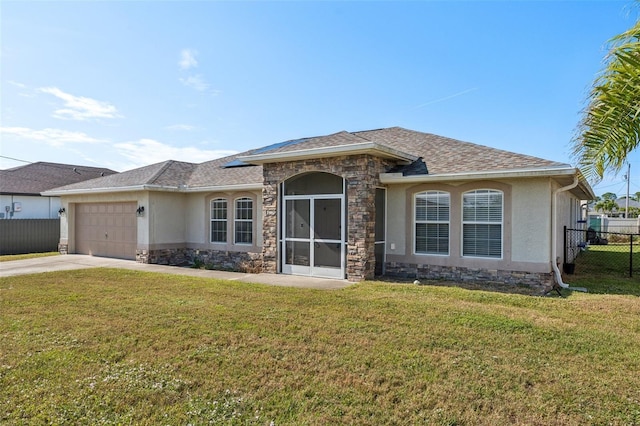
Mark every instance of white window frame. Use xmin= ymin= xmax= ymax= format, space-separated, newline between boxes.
xmin=210 ymin=198 xmax=228 ymax=243
xmin=462 ymin=189 xmax=503 ymax=259
xmin=234 ymin=197 xmax=253 ymax=245
xmin=414 ymin=191 xmax=450 ymax=256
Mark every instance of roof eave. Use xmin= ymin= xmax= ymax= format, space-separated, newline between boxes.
xmin=42 ymin=182 xmax=264 ymax=196
xmin=183 ymin=183 xmax=263 ymax=193
xmin=237 ymin=142 xmax=417 ymax=165
xmin=380 ymin=166 xmax=575 ymax=183
xmin=42 ymin=185 xmax=151 ymax=196
xmin=383 ymin=166 xmax=588 ymax=192
xmin=380 ymin=166 xmax=596 ymax=200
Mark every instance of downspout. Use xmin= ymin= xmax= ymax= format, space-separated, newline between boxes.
xmin=551 ymin=175 xmax=579 ymax=289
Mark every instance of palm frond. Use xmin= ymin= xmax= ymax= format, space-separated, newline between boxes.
xmin=571 ymin=19 xmax=640 ymax=183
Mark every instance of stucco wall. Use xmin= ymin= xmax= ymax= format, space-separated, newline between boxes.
xmin=148 ymin=192 xmax=186 ymax=246
xmin=385 ymin=177 xmax=554 ymax=274
xmin=510 ymin=178 xmax=552 ymax=264
xmin=184 ymin=190 xmax=263 ymax=250
xmin=60 ymin=190 xmax=264 ymax=257
xmin=185 ymin=193 xmax=206 ymax=244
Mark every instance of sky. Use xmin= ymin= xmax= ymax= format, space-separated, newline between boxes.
xmin=1 ymin=0 xmax=639 ymax=198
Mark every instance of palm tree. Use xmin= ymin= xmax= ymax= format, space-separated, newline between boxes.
xmin=594 ymin=198 xmax=619 ymax=215
xmin=572 ymin=19 xmax=640 ymax=182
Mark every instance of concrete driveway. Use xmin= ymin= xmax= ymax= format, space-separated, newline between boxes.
xmin=0 ymin=254 xmax=352 ymax=290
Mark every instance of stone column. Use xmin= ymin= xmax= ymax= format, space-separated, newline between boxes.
xmin=261 ymin=175 xmax=279 ymax=274
xmin=344 ymin=155 xmax=385 ymax=281
xmin=260 ymin=155 xmax=393 ymax=281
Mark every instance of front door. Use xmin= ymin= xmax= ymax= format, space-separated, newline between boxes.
xmin=282 ymin=195 xmax=344 ymax=278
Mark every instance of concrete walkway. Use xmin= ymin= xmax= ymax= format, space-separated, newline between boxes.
xmin=0 ymin=254 xmax=352 ymax=290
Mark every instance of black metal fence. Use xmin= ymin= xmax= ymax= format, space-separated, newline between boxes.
xmin=565 ymin=227 xmax=640 ymax=278
xmin=0 ymin=219 xmax=60 ymax=255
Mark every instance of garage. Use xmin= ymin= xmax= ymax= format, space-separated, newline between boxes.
xmin=75 ymin=202 xmax=137 ymax=260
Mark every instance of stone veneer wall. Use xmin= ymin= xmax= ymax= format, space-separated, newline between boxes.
xmin=384 ymin=261 xmax=554 ymax=293
xmin=136 ymin=248 xmax=262 ymax=272
xmin=262 ymin=155 xmax=395 ymax=281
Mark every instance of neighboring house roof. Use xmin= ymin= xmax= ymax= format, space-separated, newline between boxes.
xmin=615 ymin=198 xmax=640 ymax=208
xmin=0 ymin=162 xmax=117 ymax=195
xmin=43 ymin=127 xmax=592 ymax=198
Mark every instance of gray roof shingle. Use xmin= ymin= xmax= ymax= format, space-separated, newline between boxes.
xmin=44 ymin=127 xmax=571 ymax=193
xmin=47 ymin=161 xmax=199 ymax=191
xmin=0 ymin=162 xmax=117 ymax=195
xmin=351 ymin=127 xmax=566 ymax=174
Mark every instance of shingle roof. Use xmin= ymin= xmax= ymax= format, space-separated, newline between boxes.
xmin=244 ymin=131 xmax=371 ymax=155
xmin=44 ymin=127 xmax=572 ymax=194
xmin=0 ymin=162 xmax=117 ymax=195
xmin=48 ymin=160 xmax=199 ymax=191
xmin=352 ymin=127 xmax=566 ymax=174
xmin=187 ymin=155 xmax=262 ymax=188
xmin=615 ymin=198 xmax=640 ymax=208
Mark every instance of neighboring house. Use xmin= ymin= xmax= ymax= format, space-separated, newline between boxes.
xmin=614 ymin=197 xmax=640 ymax=217
xmin=0 ymin=162 xmax=117 ymax=219
xmin=44 ymin=127 xmax=594 ymax=292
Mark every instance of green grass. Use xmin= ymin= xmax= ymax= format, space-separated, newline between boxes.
xmin=570 ymin=244 xmax=640 ymax=295
xmin=0 ymin=252 xmax=59 ymax=262
xmin=1 ymin=269 xmax=640 ymax=425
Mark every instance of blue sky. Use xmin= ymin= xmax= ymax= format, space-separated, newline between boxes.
xmin=1 ymin=0 xmax=638 ymax=197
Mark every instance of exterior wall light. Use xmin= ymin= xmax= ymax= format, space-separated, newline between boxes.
xmin=136 ymin=206 xmax=145 ymax=216
xmin=58 ymin=207 xmax=66 ymax=215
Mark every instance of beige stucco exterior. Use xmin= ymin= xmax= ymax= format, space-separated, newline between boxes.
xmin=55 ymin=170 xmax=586 ymax=289
xmin=384 ymin=176 xmax=578 ymax=275
xmin=58 ymin=189 xmax=263 ymax=255
xmin=58 ymin=191 xmax=147 ymax=255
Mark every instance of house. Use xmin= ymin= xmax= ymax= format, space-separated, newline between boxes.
xmin=43 ymin=127 xmax=594 ymax=292
xmin=0 ymin=162 xmax=117 ymax=219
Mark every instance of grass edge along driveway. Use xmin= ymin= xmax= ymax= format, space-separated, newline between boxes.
xmin=1 ymin=268 xmax=639 ymax=425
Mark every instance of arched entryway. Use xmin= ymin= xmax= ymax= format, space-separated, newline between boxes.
xmin=281 ymin=172 xmax=345 ymax=279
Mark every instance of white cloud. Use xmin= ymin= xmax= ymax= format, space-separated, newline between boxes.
xmin=166 ymin=124 xmax=196 ymax=131
xmin=7 ymin=80 xmax=27 ymax=89
xmin=6 ymin=80 xmax=36 ymax=98
xmin=39 ymin=87 xmax=122 ymax=121
xmin=0 ymin=126 xmax=104 ymax=147
xmin=115 ymin=138 xmax=237 ymax=167
xmin=179 ymin=75 xmax=211 ymax=92
xmin=179 ymin=49 xmax=198 ymax=70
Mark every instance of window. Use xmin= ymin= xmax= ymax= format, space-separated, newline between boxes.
xmin=210 ymin=199 xmax=227 ymax=243
xmin=415 ymin=191 xmax=450 ymax=255
xmin=462 ymin=190 xmax=503 ymax=258
xmin=234 ymin=198 xmax=253 ymax=244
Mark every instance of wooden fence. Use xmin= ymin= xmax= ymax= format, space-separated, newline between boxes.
xmin=0 ymin=219 xmax=60 ymax=255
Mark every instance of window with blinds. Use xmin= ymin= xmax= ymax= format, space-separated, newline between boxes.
xmin=462 ymin=190 xmax=503 ymax=258
xmin=234 ymin=197 xmax=253 ymax=245
xmin=415 ymin=191 xmax=450 ymax=255
xmin=210 ymin=198 xmax=227 ymax=243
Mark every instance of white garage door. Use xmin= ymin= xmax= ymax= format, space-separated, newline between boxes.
xmin=76 ymin=202 xmax=137 ymax=260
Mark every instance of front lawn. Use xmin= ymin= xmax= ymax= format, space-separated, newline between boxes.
xmin=1 ymin=269 xmax=639 ymax=425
